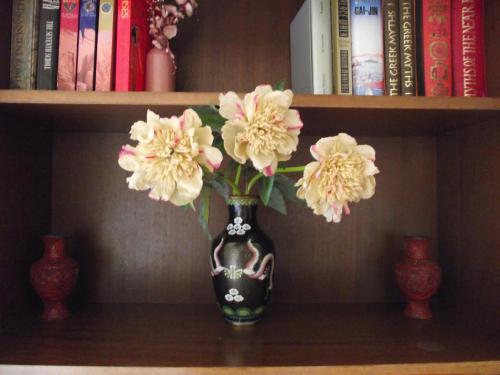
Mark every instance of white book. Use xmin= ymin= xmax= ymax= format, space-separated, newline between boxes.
xmin=290 ymin=0 xmax=333 ymax=94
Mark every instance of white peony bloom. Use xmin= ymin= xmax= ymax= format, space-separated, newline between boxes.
xmin=296 ymin=133 xmax=379 ymax=223
xmin=219 ymin=85 xmax=303 ymax=176
xmin=118 ymin=109 xmax=223 ymax=206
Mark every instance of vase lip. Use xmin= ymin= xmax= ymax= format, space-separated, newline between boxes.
xmin=43 ymin=234 xmax=66 ymax=240
xmin=404 ymin=235 xmax=431 ymax=242
xmin=227 ymin=195 xmax=259 ymax=206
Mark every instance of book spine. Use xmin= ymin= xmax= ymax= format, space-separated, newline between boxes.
xmin=383 ymin=0 xmax=400 ymax=96
xmin=351 ymin=0 xmax=385 ymax=96
xmin=115 ymin=0 xmax=132 ymax=91
xmin=290 ymin=0 xmax=314 ymax=93
xmin=130 ymin=0 xmax=149 ymax=91
xmin=400 ymin=0 xmax=417 ymax=95
xmin=96 ymin=0 xmax=117 ymax=91
xmin=452 ymin=0 xmax=486 ymax=97
xmin=76 ymin=0 xmax=98 ymax=91
xmin=57 ymin=0 xmax=80 ymax=90
xmin=37 ymin=0 xmax=61 ymax=90
xmin=332 ymin=0 xmax=352 ymax=95
xmin=311 ymin=0 xmax=333 ymax=94
xmin=10 ymin=0 xmax=40 ymax=89
xmin=422 ymin=0 xmax=451 ymax=96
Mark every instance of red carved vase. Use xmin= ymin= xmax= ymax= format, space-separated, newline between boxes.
xmin=30 ymin=235 xmax=79 ymax=321
xmin=395 ymin=236 xmax=441 ymax=319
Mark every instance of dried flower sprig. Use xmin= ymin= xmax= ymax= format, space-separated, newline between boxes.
xmin=147 ymin=0 xmax=198 ymax=50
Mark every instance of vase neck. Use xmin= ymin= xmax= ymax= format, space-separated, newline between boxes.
xmin=227 ymin=196 xmax=259 ymax=225
xmin=43 ymin=236 xmax=66 ymax=259
xmin=405 ymin=236 xmax=429 ymax=261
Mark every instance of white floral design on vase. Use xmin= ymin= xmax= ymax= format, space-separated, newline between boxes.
xmin=224 ymin=288 xmax=245 ymax=303
xmin=226 ymin=217 xmax=252 ymax=236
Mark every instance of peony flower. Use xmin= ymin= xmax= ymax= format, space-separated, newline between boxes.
xmin=296 ymin=133 xmax=379 ymax=223
xmin=219 ymin=85 xmax=303 ymax=176
xmin=118 ymin=109 xmax=223 ymax=206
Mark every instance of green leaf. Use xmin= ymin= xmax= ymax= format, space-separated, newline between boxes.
xmin=198 ymin=185 xmax=212 ymax=240
xmin=274 ymin=174 xmax=304 ymax=205
xmin=259 ymin=175 xmax=275 ymax=206
xmin=207 ymin=174 xmax=230 ymax=201
xmin=192 ymin=105 xmax=226 ymax=133
xmin=273 ymin=79 xmax=286 ymax=91
xmin=267 ymin=186 xmax=287 ymax=215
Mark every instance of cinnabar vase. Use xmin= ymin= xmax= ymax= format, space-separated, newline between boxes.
xmin=395 ymin=236 xmax=441 ymax=319
xmin=211 ymin=196 xmax=275 ymax=325
xmin=30 ymin=235 xmax=79 ymax=321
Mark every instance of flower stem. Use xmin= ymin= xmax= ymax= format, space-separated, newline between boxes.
xmin=244 ymin=166 xmax=306 ymax=195
xmin=223 ymin=176 xmax=241 ymax=195
xmin=245 ymin=173 xmax=263 ymax=195
xmin=234 ymin=164 xmax=242 ymax=188
xmin=276 ymin=166 xmax=306 ymax=173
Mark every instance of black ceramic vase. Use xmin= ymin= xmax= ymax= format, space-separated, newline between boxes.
xmin=210 ymin=196 xmax=275 ymax=325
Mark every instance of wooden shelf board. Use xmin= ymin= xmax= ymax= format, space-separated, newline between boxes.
xmin=1 ymin=90 xmax=499 ymax=110
xmin=0 ymin=304 xmax=498 ymax=372
xmin=0 ymin=91 xmax=499 ymax=135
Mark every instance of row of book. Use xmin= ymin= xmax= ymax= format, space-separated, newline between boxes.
xmin=290 ymin=0 xmax=487 ymax=96
xmin=10 ymin=0 xmax=148 ymax=91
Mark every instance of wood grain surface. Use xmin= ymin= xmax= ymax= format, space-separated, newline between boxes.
xmin=0 ymin=304 xmax=498 ymax=368
xmin=438 ymin=120 xmax=500 ymax=306
xmin=1 ymin=91 xmax=498 ymax=135
xmin=50 ymin=134 xmax=437 ymax=304
xmin=0 ymin=122 xmax=52 ymax=326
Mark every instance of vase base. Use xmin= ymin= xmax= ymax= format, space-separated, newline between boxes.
xmin=42 ymin=302 xmax=70 ymax=321
xmin=404 ymin=300 xmax=432 ymax=320
xmin=225 ymin=317 xmax=261 ymax=326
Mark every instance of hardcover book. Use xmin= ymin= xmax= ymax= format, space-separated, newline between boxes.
xmin=452 ymin=0 xmax=486 ymax=97
xmin=37 ymin=0 xmax=61 ymax=90
xmin=422 ymin=0 xmax=451 ymax=96
xmin=332 ymin=0 xmax=352 ymax=95
xmin=95 ymin=0 xmax=117 ymax=91
xmin=76 ymin=0 xmax=98 ymax=91
xmin=383 ymin=0 xmax=400 ymax=96
xmin=57 ymin=0 xmax=80 ymax=90
xmin=400 ymin=0 xmax=417 ymax=95
xmin=10 ymin=0 xmax=40 ymax=89
xmin=290 ymin=0 xmax=333 ymax=94
xmin=351 ymin=0 xmax=384 ymax=95
xmin=115 ymin=0 xmax=149 ymax=91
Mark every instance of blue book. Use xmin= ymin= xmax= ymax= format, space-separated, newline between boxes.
xmin=76 ymin=0 xmax=98 ymax=91
xmin=350 ymin=0 xmax=384 ymax=95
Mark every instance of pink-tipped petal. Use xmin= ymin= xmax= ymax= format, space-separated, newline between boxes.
xmin=263 ymin=165 xmax=274 ymax=177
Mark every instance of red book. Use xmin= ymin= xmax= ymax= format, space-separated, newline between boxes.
xmin=422 ymin=0 xmax=452 ymax=96
xmin=57 ymin=0 xmax=80 ymax=90
xmin=452 ymin=0 xmax=487 ymax=97
xmin=115 ymin=0 xmax=149 ymax=91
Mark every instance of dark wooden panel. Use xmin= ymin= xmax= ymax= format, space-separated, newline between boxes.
xmin=51 ymin=133 xmax=437 ymax=304
xmin=173 ymin=0 xmax=304 ymax=92
xmin=0 ymin=0 xmax=12 ymax=88
xmin=0 ymin=304 xmax=499 ymax=367
xmin=0 ymin=121 xmax=52 ymax=324
xmin=485 ymin=0 xmax=500 ymax=97
xmin=438 ymin=120 xmax=500 ymax=306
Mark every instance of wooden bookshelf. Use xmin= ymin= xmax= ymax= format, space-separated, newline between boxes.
xmin=0 ymin=0 xmax=499 ymax=373
xmin=0 ymin=90 xmax=498 ymax=135
xmin=0 ymin=304 xmax=499 ymax=374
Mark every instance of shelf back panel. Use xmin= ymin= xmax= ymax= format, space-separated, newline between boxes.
xmin=51 ymin=134 xmax=437 ymax=304
xmin=0 ymin=123 xmax=52 ymax=323
xmin=438 ymin=121 xmax=500 ymax=306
